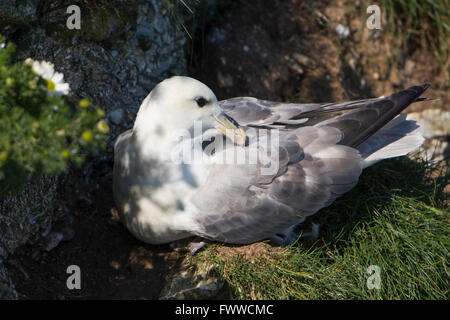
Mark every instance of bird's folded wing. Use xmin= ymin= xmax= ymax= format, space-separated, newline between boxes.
xmin=189 ymin=126 xmax=363 ymax=244
xmin=219 ymin=96 xmax=385 ymax=128
xmin=220 ymin=84 xmax=430 ymax=148
xmin=198 ymin=85 xmax=429 ymax=243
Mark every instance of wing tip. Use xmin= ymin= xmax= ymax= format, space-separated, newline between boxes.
xmin=405 ymin=82 xmax=431 ymax=96
xmin=420 ymin=82 xmax=431 ymax=90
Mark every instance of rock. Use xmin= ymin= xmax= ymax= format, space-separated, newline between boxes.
xmin=416 ymin=138 xmax=449 ymax=162
xmin=5 ymin=0 xmax=193 ymax=141
xmin=0 ymin=175 xmax=58 ymax=299
xmin=44 ymin=227 xmax=75 ymax=251
xmin=0 ymin=263 xmax=18 ymax=299
xmin=159 ymin=263 xmax=225 ymax=300
xmin=335 ymin=24 xmax=350 ymax=38
xmin=0 ymin=1 xmax=38 ymax=26
xmin=404 ymin=59 xmax=415 ymax=76
xmin=407 ymin=110 xmax=450 ymax=162
xmin=217 ymin=71 xmax=234 ymax=88
xmin=287 ymin=60 xmax=304 ymax=75
xmin=0 ymin=0 xmax=212 ymax=299
xmin=0 ymin=175 xmax=58 ymax=258
xmin=109 ymin=109 xmax=125 ymax=126
xmin=207 ymin=28 xmax=226 ymax=43
xmin=44 ymin=232 xmax=64 ymax=252
xmin=291 ymin=53 xmax=316 ymax=69
xmin=407 ymin=109 xmax=450 ymax=139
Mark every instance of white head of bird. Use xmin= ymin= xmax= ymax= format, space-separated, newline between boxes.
xmin=132 ymin=76 xmax=247 ymax=160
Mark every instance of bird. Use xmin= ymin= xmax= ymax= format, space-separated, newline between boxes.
xmin=113 ymin=76 xmax=429 ymax=250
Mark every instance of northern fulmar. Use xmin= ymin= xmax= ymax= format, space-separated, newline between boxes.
xmin=113 ymin=76 xmax=429 ymax=249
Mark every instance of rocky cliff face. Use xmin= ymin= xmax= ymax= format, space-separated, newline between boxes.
xmin=2 ymin=0 xmax=192 ymax=139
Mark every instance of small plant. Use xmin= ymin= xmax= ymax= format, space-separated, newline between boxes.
xmin=166 ymin=0 xmax=196 ymax=39
xmin=0 ymin=35 xmax=108 ymax=194
xmin=380 ymin=0 xmax=449 ymax=61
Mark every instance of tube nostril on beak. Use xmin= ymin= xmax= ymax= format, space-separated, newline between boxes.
xmin=212 ymin=110 xmax=248 ymax=146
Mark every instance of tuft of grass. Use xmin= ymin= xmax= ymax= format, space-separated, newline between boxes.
xmin=166 ymin=0 xmax=200 ymax=39
xmin=190 ymin=156 xmax=449 ymax=299
xmin=379 ymin=0 xmax=449 ymax=61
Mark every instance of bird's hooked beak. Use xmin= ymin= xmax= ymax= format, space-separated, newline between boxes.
xmin=212 ymin=108 xmax=248 ymax=146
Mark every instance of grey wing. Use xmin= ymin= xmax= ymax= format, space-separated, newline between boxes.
xmin=220 ymin=84 xmax=430 ymax=148
xmin=219 ymin=96 xmax=384 ymax=127
xmin=188 ymin=126 xmax=363 ymax=244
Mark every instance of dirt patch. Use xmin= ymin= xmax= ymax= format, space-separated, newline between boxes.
xmin=206 ymin=242 xmax=277 ymax=264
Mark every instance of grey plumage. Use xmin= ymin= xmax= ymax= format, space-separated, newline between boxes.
xmin=190 ymin=126 xmax=363 ymax=243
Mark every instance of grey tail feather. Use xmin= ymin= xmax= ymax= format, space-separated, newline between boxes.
xmin=357 ymin=114 xmax=424 ymax=168
xmin=320 ymin=83 xmax=431 ymax=148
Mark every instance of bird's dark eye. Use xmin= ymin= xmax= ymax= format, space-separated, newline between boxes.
xmin=194 ymin=96 xmax=208 ymax=108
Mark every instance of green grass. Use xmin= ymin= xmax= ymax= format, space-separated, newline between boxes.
xmin=166 ymin=0 xmax=201 ymax=40
xmin=189 ymin=156 xmax=449 ymax=299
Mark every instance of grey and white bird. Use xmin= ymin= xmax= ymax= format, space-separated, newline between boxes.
xmin=113 ymin=76 xmax=429 ymax=248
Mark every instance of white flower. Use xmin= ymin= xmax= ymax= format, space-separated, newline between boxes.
xmin=0 ymin=43 xmax=5 ymax=49
xmin=26 ymin=59 xmax=70 ymax=96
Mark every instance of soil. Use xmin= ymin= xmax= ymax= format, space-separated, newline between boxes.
xmin=7 ymin=0 xmax=449 ymax=299
xmin=8 ymin=161 xmax=188 ymax=299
